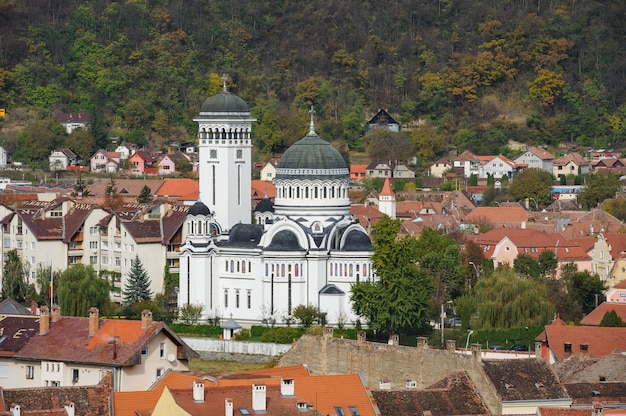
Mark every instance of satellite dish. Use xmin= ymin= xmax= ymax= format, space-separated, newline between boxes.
xmin=167 ymin=353 xmax=175 ymax=363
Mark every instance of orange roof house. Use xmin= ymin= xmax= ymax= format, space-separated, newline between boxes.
xmin=155 ymin=178 xmax=199 ymax=202
xmin=351 ymin=164 xmax=368 ymax=181
xmin=580 ymin=301 xmax=626 ymax=325
xmin=536 ymin=318 xmax=626 ymax=363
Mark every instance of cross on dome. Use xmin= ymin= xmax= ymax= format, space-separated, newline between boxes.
xmin=221 ymin=73 xmax=228 ymax=92
xmin=309 ymin=105 xmax=316 ymax=133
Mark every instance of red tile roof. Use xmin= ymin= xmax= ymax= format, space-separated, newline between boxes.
xmin=380 ymin=177 xmax=394 ymax=197
xmin=580 ymin=302 xmax=626 ymax=326
xmin=465 ymin=207 xmax=529 ymax=225
xmin=537 ymin=320 xmax=626 ymax=361
xmin=156 ymin=178 xmax=199 ymax=201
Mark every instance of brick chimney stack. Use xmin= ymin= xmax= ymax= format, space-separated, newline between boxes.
xmin=141 ymin=310 xmax=153 ymax=329
xmin=89 ymin=307 xmax=99 ymax=337
xmin=51 ymin=305 xmax=61 ymax=322
xmin=39 ymin=306 xmax=50 ymax=335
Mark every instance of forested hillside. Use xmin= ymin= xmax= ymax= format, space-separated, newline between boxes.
xmin=0 ymin=0 xmax=625 ymax=166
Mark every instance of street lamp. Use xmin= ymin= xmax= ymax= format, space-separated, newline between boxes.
xmin=440 ymin=300 xmax=453 ymax=347
xmin=465 ymin=330 xmax=474 ymax=350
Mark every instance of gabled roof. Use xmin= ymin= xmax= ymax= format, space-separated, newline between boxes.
xmin=580 ymin=302 xmax=626 ymax=326
xmin=536 ymin=320 xmax=626 ymax=361
xmin=554 ymin=351 xmax=626 ymax=384
xmin=599 ymin=233 xmax=626 ymax=260
xmin=251 ymin=179 xmax=276 ymax=199
xmin=350 ymin=164 xmax=368 ymax=174
xmin=481 ymin=358 xmax=569 ymax=401
xmin=0 ymin=314 xmax=40 ymax=356
xmin=88 ymin=179 xmax=164 ymax=197
xmin=15 ymin=314 xmax=197 ymax=366
xmin=564 ymin=381 xmax=626 ymax=404
xmin=367 ymin=108 xmax=399 ymax=125
xmin=155 ymin=178 xmax=199 ymax=201
xmin=465 ymin=206 xmax=529 ymax=224
xmin=129 ymin=150 xmax=153 ymax=163
xmin=56 ymin=112 xmax=89 ymax=124
xmin=366 ymin=161 xmax=391 ymax=170
xmin=372 ymin=371 xmax=489 ymax=416
xmin=0 ymin=298 xmax=32 ymax=315
xmin=525 ymin=147 xmax=556 ymax=160
xmin=553 ymin=152 xmax=589 ymax=167
xmin=455 ymin=150 xmax=477 ymax=161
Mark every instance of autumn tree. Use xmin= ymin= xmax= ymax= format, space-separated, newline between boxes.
xmin=578 ymin=172 xmax=620 ymax=210
xmin=2 ymin=249 xmax=28 ymax=302
xmin=363 ymin=129 xmax=416 ymax=163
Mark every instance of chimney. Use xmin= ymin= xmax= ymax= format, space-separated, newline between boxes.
xmin=446 ymin=339 xmax=456 ymax=352
xmin=416 ymin=337 xmax=428 ymax=351
xmin=357 ymin=331 xmax=367 ymax=343
xmin=64 ymin=401 xmax=75 ymax=416
xmin=89 ymin=307 xmax=99 ymax=337
xmin=471 ymin=343 xmax=482 ymax=361
xmin=51 ymin=305 xmax=61 ymax=322
xmin=388 ymin=334 xmax=399 ymax=346
xmin=323 ymin=326 xmax=333 ymax=338
xmin=193 ymin=381 xmax=205 ymax=403
xmin=225 ymin=399 xmax=233 ymax=416
xmin=281 ymin=378 xmax=295 ymax=397
xmin=31 ymin=301 xmax=37 ymax=315
xmin=141 ymin=310 xmax=153 ymax=329
xmin=252 ymin=384 xmax=266 ymax=413
xmin=39 ymin=306 xmax=50 ymax=335
xmin=535 ymin=341 xmax=543 ymax=359
xmin=9 ymin=404 xmax=20 ymax=416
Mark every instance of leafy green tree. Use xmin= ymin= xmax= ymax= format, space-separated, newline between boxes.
xmin=604 ymin=196 xmax=626 ymax=222
xmin=472 ymin=266 xmax=554 ymax=329
xmin=179 ymin=303 xmax=204 ymax=324
xmin=508 ymin=168 xmax=553 ymax=206
xmin=538 ymin=250 xmax=558 ymax=279
xmin=514 ymin=254 xmax=541 ymax=279
xmin=123 ymin=255 xmax=153 ymax=307
xmin=137 ymin=185 xmax=153 ymax=203
xmin=64 ymin=129 xmax=95 ymax=162
xmin=578 ymin=172 xmax=621 ymax=210
xmin=2 ymin=249 xmax=28 ymax=302
xmin=351 ymin=216 xmax=433 ymax=334
xmin=565 ymin=268 xmax=606 ymax=320
xmin=364 ymin=129 xmax=415 ymax=164
xmin=292 ymin=304 xmax=320 ymax=329
xmin=57 ymin=264 xmax=110 ymax=316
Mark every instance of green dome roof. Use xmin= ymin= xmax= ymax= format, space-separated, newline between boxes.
xmin=200 ymin=91 xmax=249 ymax=113
xmin=276 ymin=131 xmax=349 ymax=180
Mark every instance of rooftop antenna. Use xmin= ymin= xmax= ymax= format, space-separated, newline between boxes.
xmin=309 ymin=106 xmax=316 ymax=133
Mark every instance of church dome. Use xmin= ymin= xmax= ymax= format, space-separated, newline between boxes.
xmin=200 ymin=91 xmax=249 ymax=113
xmin=255 ymin=197 xmax=275 ymax=213
xmin=266 ymin=230 xmax=304 ymax=251
xmin=188 ymin=201 xmax=211 ymax=216
xmin=276 ymin=131 xmax=348 ymax=180
xmin=342 ymin=230 xmax=373 ymax=251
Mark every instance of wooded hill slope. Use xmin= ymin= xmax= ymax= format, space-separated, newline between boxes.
xmin=0 ymin=0 xmax=625 ymax=164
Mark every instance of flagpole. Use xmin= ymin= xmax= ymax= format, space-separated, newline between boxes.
xmin=49 ymin=262 xmax=53 ymax=308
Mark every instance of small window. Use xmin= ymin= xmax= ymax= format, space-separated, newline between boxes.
xmin=159 ymin=342 xmax=166 ymax=358
xmin=348 ymin=406 xmax=360 ymax=416
xmin=156 ymin=368 xmax=164 ymax=378
xmin=26 ymin=365 xmax=34 ymax=379
xmin=335 ymin=407 xmax=346 ymax=416
xmin=72 ymin=368 xmax=79 ymax=383
xmin=141 ymin=345 xmax=148 ymax=355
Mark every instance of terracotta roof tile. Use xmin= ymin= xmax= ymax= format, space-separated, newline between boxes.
xmin=465 ymin=207 xmax=529 ymax=224
xmin=580 ymin=303 xmax=626 ymax=326
xmin=537 ymin=321 xmax=626 ymax=361
xmin=155 ymin=178 xmax=199 ymax=201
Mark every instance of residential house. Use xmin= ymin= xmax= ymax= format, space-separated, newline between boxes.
xmin=350 ymin=204 xmax=385 ymax=233
xmin=115 ymin=143 xmax=134 ymax=160
xmin=0 ymin=307 xmax=198 ymax=391
xmin=590 ymin=149 xmax=622 ymax=161
xmin=128 ymin=151 xmax=154 ymax=175
xmin=441 ymin=190 xmax=477 ymax=221
xmin=366 ymin=108 xmax=400 ymax=132
xmin=472 ymin=228 xmax=592 ymax=274
xmin=90 ymin=149 xmax=121 ymax=173
xmin=49 ymin=149 xmax=79 ymax=171
xmin=554 ymin=350 xmax=626 ymax=384
xmin=429 ymin=158 xmax=452 ymax=178
xmin=259 ymin=160 xmax=278 ymax=182
xmin=157 ymin=151 xmax=192 ymax=176
xmin=372 ymin=371 xmax=489 ymax=416
xmin=395 ymin=200 xmax=444 ymax=219
xmin=514 ymin=147 xmax=555 ymax=173
xmin=606 ymin=279 xmax=626 ymax=304
xmin=114 ymin=364 xmax=380 ymax=416
xmin=350 ymin=164 xmax=368 ymax=181
xmin=590 ymin=232 xmax=626 ymax=284
xmin=552 ymin=152 xmax=592 ymax=178
xmin=0 ymin=372 xmax=113 ymax=416
xmin=251 ymin=179 xmax=276 ymax=209
xmin=593 ymin=157 xmax=626 ymax=175
xmin=480 ymin=359 xmax=572 ymax=414
xmin=155 ymin=178 xmax=199 ymax=203
xmin=57 ymin=112 xmax=89 ymax=134
xmin=480 ymin=154 xmax=517 ymax=180
xmin=366 ymin=161 xmax=392 ymax=178
xmin=393 ymin=163 xmax=415 ymax=179
xmin=453 ymin=150 xmax=481 ymax=178
xmin=536 ymin=318 xmax=626 ymax=363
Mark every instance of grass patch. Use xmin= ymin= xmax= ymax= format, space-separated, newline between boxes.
xmin=188 ymin=358 xmax=271 ymax=373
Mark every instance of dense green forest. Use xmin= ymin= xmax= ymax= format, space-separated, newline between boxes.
xmin=0 ymin=0 xmax=625 ymax=166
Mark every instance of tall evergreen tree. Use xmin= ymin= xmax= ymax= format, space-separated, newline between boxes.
xmin=137 ymin=185 xmax=153 ymax=203
xmin=2 ymin=249 xmax=27 ymax=302
xmin=123 ymin=255 xmax=153 ymax=306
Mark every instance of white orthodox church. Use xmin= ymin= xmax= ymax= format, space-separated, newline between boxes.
xmin=178 ymin=84 xmax=374 ymax=326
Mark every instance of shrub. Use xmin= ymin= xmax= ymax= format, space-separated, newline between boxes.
xmin=234 ymin=328 xmax=252 ymax=340
xmin=259 ymin=327 xmax=304 ymax=344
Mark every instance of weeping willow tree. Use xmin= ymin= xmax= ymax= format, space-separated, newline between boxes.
xmin=472 ymin=266 xmax=554 ymax=329
xmin=57 ymin=264 xmax=110 ymax=317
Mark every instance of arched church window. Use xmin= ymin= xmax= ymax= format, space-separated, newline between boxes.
xmin=329 ymin=263 xmax=333 ymax=277
xmin=237 ymin=261 xmax=240 ymax=272
xmin=237 ymin=149 xmax=242 ymax=159
xmin=226 ymin=261 xmax=229 ymax=272
xmin=314 ymin=187 xmax=318 ymax=198
xmin=349 ymin=264 xmax=353 ymax=277
xmin=305 ymin=187 xmax=309 ymax=199
xmin=248 ymin=262 xmax=251 ymax=273
xmin=295 ymin=264 xmax=299 ymax=277
xmin=230 ymin=260 xmax=234 ymax=272
xmin=339 ymin=264 xmax=343 ymax=276
xmin=265 ymin=263 xmax=268 ymax=277
xmin=188 ymin=222 xmax=192 ymax=235
xmin=289 ymin=186 xmax=292 ymax=198
xmin=356 ymin=264 xmax=360 ymax=272
xmin=323 ymin=186 xmax=327 ymax=198
xmin=335 ymin=263 xmax=338 ymax=276
xmin=344 ymin=263 xmax=348 ymax=276
xmin=331 ymin=186 xmax=335 ymax=198
xmin=363 ymin=264 xmax=368 ymax=277
xmin=210 ymin=149 xmax=217 ymax=159
xmin=296 ymin=186 xmax=300 ymax=198
xmin=281 ymin=264 xmax=285 ymax=277
xmin=197 ymin=220 xmax=203 ymax=234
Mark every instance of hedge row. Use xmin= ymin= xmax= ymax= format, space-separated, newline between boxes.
xmin=169 ymin=323 xmax=222 ymax=337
